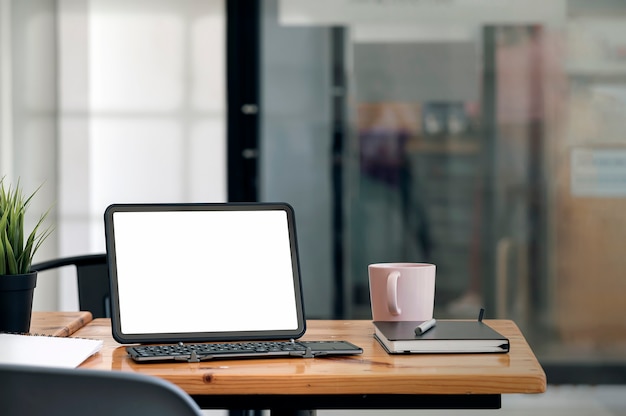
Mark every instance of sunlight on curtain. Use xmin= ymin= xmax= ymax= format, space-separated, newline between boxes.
xmin=1 ymin=0 xmax=226 ymax=311
xmin=58 ymin=0 xmax=226 ymax=310
xmin=1 ymin=0 xmax=59 ymax=309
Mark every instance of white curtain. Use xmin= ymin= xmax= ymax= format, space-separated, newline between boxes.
xmin=0 ymin=0 xmax=226 ymax=311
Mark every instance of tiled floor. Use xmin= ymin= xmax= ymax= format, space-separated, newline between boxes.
xmin=202 ymin=385 xmax=626 ymax=415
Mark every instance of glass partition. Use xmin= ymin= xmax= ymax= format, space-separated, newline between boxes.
xmin=260 ymin=0 xmax=626 ymax=380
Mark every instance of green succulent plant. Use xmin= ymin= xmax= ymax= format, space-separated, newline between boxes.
xmin=0 ymin=177 xmax=53 ymax=275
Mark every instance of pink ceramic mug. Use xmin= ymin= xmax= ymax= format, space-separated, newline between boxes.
xmin=368 ymin=263 xmax=436 ymax=321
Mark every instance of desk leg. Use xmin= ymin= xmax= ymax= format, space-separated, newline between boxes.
xmin=270 ymin=411 xmax=315 ymax=416
xmin=229 ymin=410 xmax=313 ymax=416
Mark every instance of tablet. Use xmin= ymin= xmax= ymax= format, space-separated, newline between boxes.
xmin=104 ymin=202 xmax=306 ymax=344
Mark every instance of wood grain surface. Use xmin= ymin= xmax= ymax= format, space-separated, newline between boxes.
xmin=30 ymin=311 xmax=93 ymax=337
xmin=68 ymin=318 xmax=546 ymax=396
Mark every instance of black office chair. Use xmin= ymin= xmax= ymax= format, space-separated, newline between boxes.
xmin=0 ymin=363 xmax=203 ymax=416
xmin=30 ymin=254 xmax=110 ymax=318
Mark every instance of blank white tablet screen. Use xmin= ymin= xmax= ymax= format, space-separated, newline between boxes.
xmin=112 ymin=209 xmax=299 ymax=335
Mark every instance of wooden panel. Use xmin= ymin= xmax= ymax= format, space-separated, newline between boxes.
xmin=554 ymin=146 xmax=626 ymax=344
xmin=73 ymin=319 xmax=546 ymax=396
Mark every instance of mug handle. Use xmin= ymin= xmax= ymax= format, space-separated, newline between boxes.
xmin=387 ymin=271 xmax=401 ymax=316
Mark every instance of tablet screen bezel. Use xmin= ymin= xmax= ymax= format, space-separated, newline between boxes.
xmin=104 ymin=202 xmax=306 ymax=344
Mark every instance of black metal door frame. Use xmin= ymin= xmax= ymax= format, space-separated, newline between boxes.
xmin=227 ymin=0 xmax=260 ymax=202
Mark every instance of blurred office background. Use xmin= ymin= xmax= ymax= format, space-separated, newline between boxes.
xmin=1 ymin=0 xmax=625 ymax=413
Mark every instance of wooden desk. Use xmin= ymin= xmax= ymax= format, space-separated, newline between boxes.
xmin=30 ymin=311 xmax=93 ymax=337
xmin=69 ymin=318 xmax=545 ymax=413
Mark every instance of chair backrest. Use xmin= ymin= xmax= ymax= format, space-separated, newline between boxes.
xmin=0 ymin=364 xmax=203 ymax=416
xmin=30 ymin=254 xmax=110 ymax=318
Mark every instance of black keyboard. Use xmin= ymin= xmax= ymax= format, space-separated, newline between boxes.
xmin=127 ymin=340 xmax=313 ymax=362
xmin=127 ymin=339 xmax=363 ymax=362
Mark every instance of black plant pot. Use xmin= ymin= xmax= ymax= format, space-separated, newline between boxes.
xmin=0 ymin=272 xmax=37 ymax=333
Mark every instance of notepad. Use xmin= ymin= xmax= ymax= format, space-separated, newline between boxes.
xmin=373 ymin=320 xmax=510 ymax=354
xmin=0 ymin=333 xmax=103 ymax=368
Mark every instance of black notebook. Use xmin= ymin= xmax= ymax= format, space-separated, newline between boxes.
xmin=373 ymin=320 xmax=510 ymax=354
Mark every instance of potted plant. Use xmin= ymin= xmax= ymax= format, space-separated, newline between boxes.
xmin=0 ymin=177 xmax=52 ymax=333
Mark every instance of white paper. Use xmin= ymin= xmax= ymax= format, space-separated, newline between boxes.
xmin=0 ymin=333 xmax=103 ymax=368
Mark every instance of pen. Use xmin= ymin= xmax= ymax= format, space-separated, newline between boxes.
xmin=414 ymin=318 xmax=437 ymax=335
